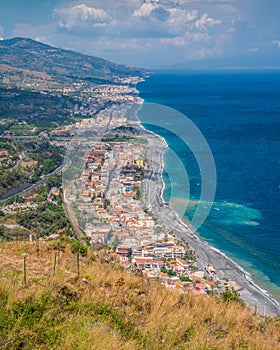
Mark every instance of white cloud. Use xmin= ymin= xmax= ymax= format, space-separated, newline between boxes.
xmin=168 ymin=8 xmax=197 ymax=23
xmin=195 ymin=13 xmax=222 ymax=30
xmin=160 ymin=36 xmax=186 ymax=47
xmin=167 ymin=8 xmax=197 ymax=33
xmin=3 ymin=0 xmax=276 ymax=68
xmin=192 ymin=46 xmax=223 ymax=60
xmin=132 ymin=2 xmax=159 ymax=17
xmin=131 ymin=5 xmax=194 ymax=37
xmin=54 ymin=4 xmax=110 ymax=29
xmin=248 ymin=47 xmax=259 ymax=53
xmin=272 ymin=40 xmax=280 ymax=48
xmin=35 ymin=0 xmax=244 ymax=66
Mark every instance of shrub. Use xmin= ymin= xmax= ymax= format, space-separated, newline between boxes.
xmin=70 ymin=241 xmax=87 ymax=256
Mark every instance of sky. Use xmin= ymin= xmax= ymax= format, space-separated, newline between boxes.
xmin=0 ymin=0 xmax=280 ymax=69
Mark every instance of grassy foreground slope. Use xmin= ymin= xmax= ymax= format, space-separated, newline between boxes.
xmin=0 ymin=241 xmax=279 ymax=350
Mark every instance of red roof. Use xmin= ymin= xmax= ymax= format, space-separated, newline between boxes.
xmin=124 ymin=192 xmax=133 ymax=197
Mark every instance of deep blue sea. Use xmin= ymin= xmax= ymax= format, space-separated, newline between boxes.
xmin=138 ymin=71 xmax=280 ymax=301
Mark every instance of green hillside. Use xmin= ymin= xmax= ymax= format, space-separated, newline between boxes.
xmin=0 ymin=37 xmax=146 ymax=88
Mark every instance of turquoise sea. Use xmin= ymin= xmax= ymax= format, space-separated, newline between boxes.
xmin=138 ymin=71 xmax=280 ymax=301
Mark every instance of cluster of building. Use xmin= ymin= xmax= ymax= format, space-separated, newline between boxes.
xmin=50 ymin=84 xmax=141 ymax=138
xmin=1 ymin=202 xmax=38 ymax=214
xmin=67 ymin=138 xmax=150 ymax=244
xmin=83 ymin=84 xmax=138 ymax=104
xmin=47 ymin=187 xmax=60 ymax=205
xmin=61 ymin=93 xmax=228 ymax=298
xmin=115 ymin=237 xmax=218 ymax=295
xmin=64 ymin=135 xmax=222 ymax=297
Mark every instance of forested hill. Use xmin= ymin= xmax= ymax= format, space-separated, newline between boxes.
xmin=0 ymin=37 xmax=146 ymax=88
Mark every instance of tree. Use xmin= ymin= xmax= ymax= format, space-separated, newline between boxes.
xmin=0 ymin=225 xmax=5 ymax=237
xmin=135 ymin=188 xmax=141 ymax=200
xmin=104 ymin=198 xmax=110 ymax=209
xmin=180 ymin=276 xmax=192 ymax=282
xmin=71 ymin=241 xmax=87 ymax=257
xmin=46 ymin=173 xmax=61 ymax=189
xmin=185 ymin=250 xmax=196 ymax=261
xmin=71 ymin=241 xmax=87 ymax=278
xmin=221 ymin=287 xmax=245 ymax=306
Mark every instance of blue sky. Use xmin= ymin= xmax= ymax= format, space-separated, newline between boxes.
xmin=0 ymin=0 xmax=280 ymax=69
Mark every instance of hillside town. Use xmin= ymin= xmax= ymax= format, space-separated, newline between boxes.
xmin=64 ymin=122 xmax=227 ymax=298
xmin=50 ymin=83 xmax=140 ymax=138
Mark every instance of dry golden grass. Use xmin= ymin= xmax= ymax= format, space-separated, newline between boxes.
xmin=0 ymin=241 xmax=279 ymax=350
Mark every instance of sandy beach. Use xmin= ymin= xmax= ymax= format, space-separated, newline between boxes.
xmin=141 ymin=127 xmax=280 ymax=317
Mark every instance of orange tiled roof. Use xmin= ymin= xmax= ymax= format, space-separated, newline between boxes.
xmin=124 ymin=192 xmax=133 ymax=197
xmin=176 ymin=258 xmax=188 ymax=265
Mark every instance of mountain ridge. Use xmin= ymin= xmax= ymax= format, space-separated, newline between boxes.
xmin=0 ymin=37 xmax=146 ymax=89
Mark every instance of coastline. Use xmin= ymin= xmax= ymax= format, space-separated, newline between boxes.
xmin=134 ymin=91 xmax=280 ymax=316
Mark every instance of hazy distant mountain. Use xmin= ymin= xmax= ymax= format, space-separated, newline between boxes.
xmin=0 ymin=37 xmax=146 ymax=89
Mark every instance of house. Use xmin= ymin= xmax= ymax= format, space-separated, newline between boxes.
xmin=115 ymin=245 xmax=132 ymax=258
xmin=165 ymin=277 xmax=180 ymax=289
xmin=132 ymin=247 xmax=154 ymax=258
xmin=133 ymin=258 xmax=165 ymax=270
xmin=176 ymin=258 xmax=189 ymax=270
xmin=87 ymin=231 xmax=108 ymax=244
